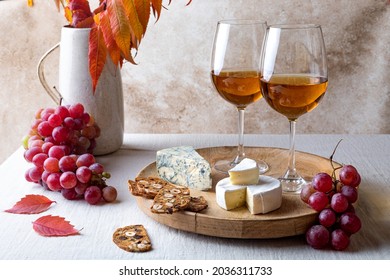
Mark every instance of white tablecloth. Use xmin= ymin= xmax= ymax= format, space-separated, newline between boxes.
xmin=0 ymin=134 xmax=389 ymax=260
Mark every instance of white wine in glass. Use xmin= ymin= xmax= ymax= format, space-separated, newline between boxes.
xmin=211 ymin=19 xmax=269 ymax=174
xmin=260 ymin=24 xmax=328 ymax=193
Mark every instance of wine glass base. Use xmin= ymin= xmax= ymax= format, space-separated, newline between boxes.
xmin=214 ymin=159 xmax=269 ymax=174
xmin=279 ymin=177 xmax=306 ymax=194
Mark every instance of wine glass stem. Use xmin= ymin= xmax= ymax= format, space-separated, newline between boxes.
xmin=234 ymin=108 xmax=246 ymax=164
xmin=287 ymin=120 xmax=297 ymax=175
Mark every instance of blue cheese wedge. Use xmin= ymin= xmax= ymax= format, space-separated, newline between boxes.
xmin=156 ymin=146 xmax=212 ymax=190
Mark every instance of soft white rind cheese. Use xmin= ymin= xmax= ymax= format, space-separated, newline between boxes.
xmin=246 ymin=176 xmax=282 ymax=214
xmin=216 ymin=175 xmax=282 ymax=214
xmin=156 ymin=146 xmax=212 ymax=190
xmin=228 ymin=158 xmax=260 ymax=185
xmin=216 ymin=178 xmax=247 ymax=210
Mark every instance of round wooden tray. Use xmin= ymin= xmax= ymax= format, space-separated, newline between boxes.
xmin=135 ymin=146 xmax=337 ymax=239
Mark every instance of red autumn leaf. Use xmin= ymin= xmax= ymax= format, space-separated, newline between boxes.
xmin=5 ymin=194 xmax=56 ymax=214
xmin=32 ymin=215 xmax=80 ymax=237
xmin=89 ymin=23 xmax=108 ymax=93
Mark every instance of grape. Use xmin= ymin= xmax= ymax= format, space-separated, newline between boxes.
xmin=339 ymin=165 xmax=360 ymax=188
xmin=54 ymin=105 xmax=70 ymax=120
xmin=69 ymin=103 xmax=84 ymax=119
xmin=84 ymin=186 xmax=102 ymax=205
xmin=102 ymin=186 xmax=117 ymax=202
xmin=306 ymin=225 xmax=329 ymax=249
xmin=62 ymin=188 xmax=78 ymax=200
xmin=81 ymin=126 xmax=96 ymax=139
xmin=330 ymin=193 xmax=349 ymax=213
xmin=75 ymin=182 xmax=88 ymax=195
xmin=24 ymin=146 xmax=43 ymax=162
xmin=46 ymin=173 xmax=62 ymax=191
xmin=63 ymin=117 xmax=76 ymax=128
xmin=339 ymin=212 xmax=361 ymax=234
xmin=76 ymin=153 xmax=95 ymax=167
xmin=32 ymin=153 xmax=48 ymax=168
xmin=48 ymin=114 xmax=62 ymax=127
xmin=21 ymin=135 xmax=30 ymax=149
xmin=340 ymin=185 xmax=358 ymax=203
xmin=318 ymin=208 xmax=336 ymax=228
xmin=312 ymin=172 xmax=333 ymax=193
xmin=60 ymin=171 xmax=77 ymax=189
xmin=43 ymin=157 xmax=60 ymax=173
xmin=29 ymin=139 xmax=44 ymax=149
xmin=37 ymin=121 xmax=54 ymax=137
xmin=300 ymin=183 xmax=316 ymax=203
xmin=59 ymin=155 xmax=77 ymax=172
xmin=76 ymin=166 xmax=92 ymax=183
xmin=29 ymin=166 xmax=43 ymax=182
xmin=24 ymin=169 xmax=34 ymax=182
xmin=48 ymin=145 xmax=66 ymax=160
xmin=52 ymin=126 xmax=70 ymax=143
xmin=81 ymin=112 xmax=91 ymax=124
xmin=308 ymin=191 xmax=329 ymax=212
xmin=73 ymin=118 xmax=85 ymax=130
xmin=41 ymin=170 xmax=51 ymax=183
xmin=90 ymin=162 xmax=104 ymax=174
xmin=330 ymin=229 xmax=350 ymax=251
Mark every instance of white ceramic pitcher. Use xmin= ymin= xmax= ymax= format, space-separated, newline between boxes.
xmin=37 ymin=27 xmax=124 ymax=155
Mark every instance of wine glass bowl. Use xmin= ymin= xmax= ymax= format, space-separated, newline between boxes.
xmin=211 ymin=19 xmax=268 ymax=173
xmin=260 ymin=24 xmax=328 ymax=192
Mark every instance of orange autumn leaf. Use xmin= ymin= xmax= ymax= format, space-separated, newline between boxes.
xmin=89 ymin=24 xmax=108 ymax=93
xmin=32 ymin=215 xmax=80 ymax=237
xmin=100 ymin=11 xmax=122 ymax=66
xmin=5 ymin=194 xmax=56 ymax=214
xmin=134 ymin=0 xmax=151 ymax=34
xmin=107 ymin=0 xmax=132 ymax=61
xmin=122 ymin=0 xmax=144 ymax=43
xmin=151 ymin=0 xmax=163 ymax=21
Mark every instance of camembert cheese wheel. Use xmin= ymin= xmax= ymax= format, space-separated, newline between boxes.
xmin=216 ymin=175 xmax=282 ymax=214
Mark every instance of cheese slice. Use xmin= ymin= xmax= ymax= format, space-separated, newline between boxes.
xmin=228 ymin=158 xmax=260 ymax=185
xmin=246 ymin=176 xmax=282 ymax=214
xmin=156 ymin=146 xmax=212 ymax=190
xmin=216 ymin=177 xmax=247 ymax=210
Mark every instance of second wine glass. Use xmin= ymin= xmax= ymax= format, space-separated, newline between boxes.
xmin=211 ymin=19 xmax=268 ymax=174
xmin=260 ymin=24 xmax=328 ymax=193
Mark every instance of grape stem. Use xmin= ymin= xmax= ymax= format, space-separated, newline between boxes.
xmin=329 ymin=139 xmax=343 ymax=182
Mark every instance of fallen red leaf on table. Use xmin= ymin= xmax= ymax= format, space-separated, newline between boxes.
xmin=32 ymin=215 xmax=80 ymax=237
xmin=5 ymin=194 xmax=56 ymax=214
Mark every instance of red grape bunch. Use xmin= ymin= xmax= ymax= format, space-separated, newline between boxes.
xmin=301 ymin=164 xmax=362 ymax=251
xmin=22 ymin=103 xmax=117 ymax=205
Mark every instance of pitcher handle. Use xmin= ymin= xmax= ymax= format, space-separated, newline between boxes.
xmin=37 ymin=42 xmax=63 ymax=105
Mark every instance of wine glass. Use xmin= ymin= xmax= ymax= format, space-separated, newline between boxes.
xmin=260 ymin=24 xmax=328 ymax=193
xmin=211 ymin=19 xmax=269 ymax=174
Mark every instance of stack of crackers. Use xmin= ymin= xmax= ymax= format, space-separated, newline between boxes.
xmin=128 ymin=176 xmax=208 ymax=214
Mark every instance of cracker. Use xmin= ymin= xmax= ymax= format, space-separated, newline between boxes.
xmin=135 ymin=177 xmax=172 ymax=199
xmin=113 ymin=225 xmax=152 ymax=252
xmin=151 ymin=184 xmax=191 ymax=214
xmin=186 ymin=196 xmax=208 ymax=212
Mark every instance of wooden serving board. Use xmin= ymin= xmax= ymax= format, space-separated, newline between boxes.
xmin=135 ymin=146 xmax=338 ymax=239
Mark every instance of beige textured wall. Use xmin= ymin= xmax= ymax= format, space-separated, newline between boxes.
xmin=1 ymin=0 xmax=389 ymax=164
